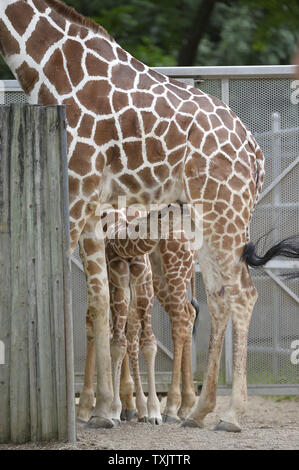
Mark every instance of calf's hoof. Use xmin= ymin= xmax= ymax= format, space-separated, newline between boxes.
xmin=148 ymin=417 xmax=163 ymax=425
xmin=162 ymin=414 xmax=181 ymax=424
xmin=121 ymin=409 xmax=136 ymax=421
xmin=138 ymin=416 xmax=148 ymax=423
xmin=181 ymin=418 xmax=203 ymax=428
xmin=86 ymin=416 xmax=115 ymax=429
xmin=214 ymin=420 xmax=241 ymax=433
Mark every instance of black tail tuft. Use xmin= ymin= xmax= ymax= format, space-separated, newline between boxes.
xmin=281 ymin=271 xmax=299 ymax=280
xmin=242 ymin=235 xmax=299 ymax=267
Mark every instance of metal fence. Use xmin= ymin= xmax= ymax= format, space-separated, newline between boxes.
xmin=1 ymin=65 xmax=298 ymax=395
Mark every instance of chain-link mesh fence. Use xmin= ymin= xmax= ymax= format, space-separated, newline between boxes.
xmin=2 ymin=67 xmax=298 ymax=393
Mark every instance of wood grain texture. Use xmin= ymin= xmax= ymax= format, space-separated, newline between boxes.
xmin=0 ymin=106 xmax=12 ymax=443
xmin=0 ymin=105 xmax=74 ymax=444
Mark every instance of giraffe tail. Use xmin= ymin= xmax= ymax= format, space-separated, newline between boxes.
xmin=242 ymin=235 xmax=299 ymax=277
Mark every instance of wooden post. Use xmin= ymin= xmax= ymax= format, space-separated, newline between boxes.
xmin=0 ymin=104 xmax=75 ymax=444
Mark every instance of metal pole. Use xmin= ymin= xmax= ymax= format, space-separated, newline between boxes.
xmin=272 ymin=112 xmax=281 ymax=380
xmin=221 ymin=78 xmax=233 ymax=386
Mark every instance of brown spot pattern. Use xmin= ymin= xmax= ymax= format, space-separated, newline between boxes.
xmin=77 ymin=80 xmax=111 ymax=114
xmin=142 ymin=111 xmax=157 ymax=134
xmin=69 ymin=142 xmax=94 ymax=176
xmin=94 ymin=118 xmax=118 ymax=146
xmin=164 ymin=122 xmax=185 ymax=149
xmin=38 ymin=84 xmax=57 ymax=105
xmin=155 ymin=97 xmax=174 ymax=118
xmin=6 ymin=1 xmax=34 ymax=36
xmin=63 ymin=96 xmax=82 ymax=128
xmin=119 ymin=109 xmax=141 ymax=139
xmin=16 ymin=62 xmax=39 ymax=94
xmin=131 ymin=92 xmax=154 ymax=109
xmin=78 ymin=114 xmax=94 ymax=138
xmin=112 ymin=91 xmax=129 ymax=112
xmin=26 ymin=18 xmax=63 ymax=63
xmin=209 ymin=153 xmax=233 ymax=182
xmin=63 ymin=40 xmax=84 ymax=85
xmin=146 ymin=137 xmax=166 ymax=163
xmin=85 ymin=53 xmax=108 ymax=77
xmin=124 ymin=141 xmax=143 ymax=170
xmin=119 ymin=174 xmax=140 ymax=193
xmin=130 ymin=57 xmax=145 ymax=72
xmin=0 ymin=19 xmax=20 ymax=56
xmin=137 ymin=73 xmax=156 ymax=90
xmin=44 ymin=49 xmax=72 ymax=94
xmin=111 ymin=63 xmax=136 ymax=90
xmin=86 ymin=38 xmax=116 ymax=61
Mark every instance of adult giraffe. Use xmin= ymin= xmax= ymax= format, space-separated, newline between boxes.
xmin=1 ymin=0 xmax=298 ymax=432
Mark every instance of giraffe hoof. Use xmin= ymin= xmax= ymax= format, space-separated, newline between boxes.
xmin=148 ymin=417 xmax=163 ymax=425
xmin=125 ymin=410 xmax=136 ymax=421
xmin=86 ymin=416 xmax=115 ymax=429
xmin=181 ymin=418 xmax=203 ymax=428
xmin=112 ymin=419 xmax=121 ymax=428
xmin=214 ymin=420 xmax=241 ymax=433
xmin=138 ymin=416 xmax=148 ymax=423
xmin=121 ymin=409 xmax=136 ymax=421
xmin=76 ymin=417 xmax=89 ymax=424
xmin=162 ymin=414 xmax=181 ymax=424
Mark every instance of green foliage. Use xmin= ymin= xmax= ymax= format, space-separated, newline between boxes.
xmin=0 ymin=56 xmax=14 ymax=80
xmin=61 ymin=0 xmax=299 ymax=66
xmin=196 ymin=1 xmax=299 ymax=66
xmin=90 ymin=0 xmax=186 ymax=66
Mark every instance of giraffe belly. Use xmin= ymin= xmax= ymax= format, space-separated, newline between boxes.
xmin=100 ymin=172 xmax=185 ymax=208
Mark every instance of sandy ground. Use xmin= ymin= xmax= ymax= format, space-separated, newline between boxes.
xmin=1 ymin=395 xmax=298 ymax=450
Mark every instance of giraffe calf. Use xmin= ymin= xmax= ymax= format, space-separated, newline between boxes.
xmin=120 ymin=234 xmax=198 ymax=424
xmin=77 ymin=208 xmax=164 ymax=425
xmin=108 ymin=245 xmax=162 ymax=425
xmin=77 ymin=206 xmax=198 ymax=425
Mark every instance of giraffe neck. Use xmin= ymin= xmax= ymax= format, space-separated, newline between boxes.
xmin=0 ymin=0 xmax=118 ymax=103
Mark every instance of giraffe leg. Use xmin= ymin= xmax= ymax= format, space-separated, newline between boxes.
xmin=105 ymin=249 xmax=131 ymax=425
xmin=163 ymin=318 xmax=186 ymax=423
xmin=78 ymin=215 xmax=114 ymax=429
xmin=69 ymin=200 xmax=98 ymax=253
xmin=182 ymin=246 xmax=231 ymax=429
xmin=110 ymin=281 xmax=130 ymax=424
xmin=138 ymin=289 xmax=162 ymax=425
xmin=77 ymin=318 xmax=96 ymax=422
xmin=120 ymin=353 xmax=136 ymax=421
xmin=215 ymin=264 xmax=258 ymax=432
xmin=151 ymin=237 xmax=196 ymax=423
xmin=125 ymin=256 xmax=160 ymax=423
xmin=178 ymin=304 xmax=197 ymax=420
xmin=126 ymin=309 xmax=148 ymax=422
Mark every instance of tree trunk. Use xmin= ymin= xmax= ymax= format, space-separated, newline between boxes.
xmin=177 ymin=0 xmax=218 ymax=66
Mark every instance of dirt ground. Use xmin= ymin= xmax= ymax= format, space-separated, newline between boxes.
xmin=1 ymin=395 xmax=299 ymax=450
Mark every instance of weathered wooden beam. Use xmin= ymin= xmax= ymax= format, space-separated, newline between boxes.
xmin=0 ymin=104 xmax=75 ymax=444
